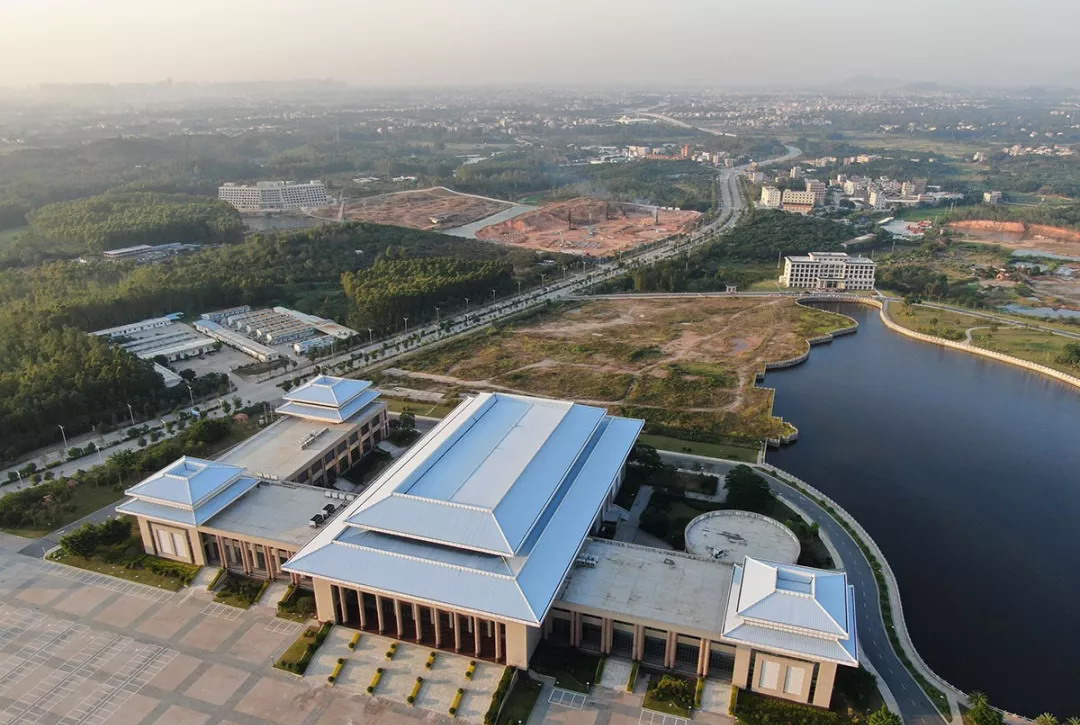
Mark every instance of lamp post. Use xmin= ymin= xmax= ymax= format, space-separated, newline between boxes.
xmin=490 ymin=288 xmax=496 ymax=304
xmin=434 ymin=306 xmax=441 ymax=324
xmin=367 ymin=328 xmax=374 ymax=344
xmin=126 ymin=403 xmax=136 ymax=427
xmin=58 ymin=424 xmax=68 ymax=459
xmin=464 ymin=298 xmax=470 ymax=313
xmin=517 ymin=280 xmax=522 ymax=296
xmin=185 ymin=384 xmax=195 ymax=407
xmin=403 ymin=317 xmax=409 ymax=336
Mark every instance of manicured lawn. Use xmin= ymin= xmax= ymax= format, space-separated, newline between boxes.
xmin=0 ymin=484 xmax=125 ymax=539
xmin=497 ymin=674 xmax=543 ymax=725
xmin=642 ymin=674 xmax=693 ymax=717
xmin=214 ymin=572 xmax=267 ymax=609
xmin=529 ymin=643 xmax=600 ymax=693
xmin=381 ymin=397 xmax=455 ymax=418
xmin=638 ymin=433 xmax=760 ymax=463
xmin=274 ymin=622 xmax=331 ymax=674
xmin=277 ymin=585 xmax=316 ymax=623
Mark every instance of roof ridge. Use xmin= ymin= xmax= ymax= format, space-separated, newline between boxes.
xmin=333 ymin=539 xmax=515 ymax=580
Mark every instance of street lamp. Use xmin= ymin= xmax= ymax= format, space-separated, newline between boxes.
xmin=367 ymin=328 xmax=374 ymax=344
xmin=490 ymin=288 xmax=496 ymax=304
xmin=94 ymin=442 xmax=104 ymax=465
xmin=126 ymin=402 xmax=136 ymax=427
xmin=464 ymin=298 xmax=470 ymax=313
xmin=434 ymin=306 xmax=441 ymax=324
xmin=517 ymin=280 xmax=522 ymax=296
xmin=185 ymin=384 xmax=195 ymax=407
xmin=58 ymin=424 xmax=68 ymax=458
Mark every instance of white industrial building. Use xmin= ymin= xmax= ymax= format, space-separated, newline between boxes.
xmin=218 ymin=181 xmax=328 ymax=212
xmin=779 ymin=252 xmax=876 ymax=291
xmin=193 ymin=320 xmax=281 ymax=363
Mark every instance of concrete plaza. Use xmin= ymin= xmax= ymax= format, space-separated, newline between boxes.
xmin=0 ymin=548 xmax=737 ymax=725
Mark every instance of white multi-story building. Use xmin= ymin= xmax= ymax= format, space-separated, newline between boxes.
xmin=760 ymin=186 xmax=783 ymax=208
xmin=983 ymin=190 xmax=1003 ymax=205
xmin=218 ymin=181 xmax=328 ymax=212
xmin=779 ymin=252 xmax=876 ymax=291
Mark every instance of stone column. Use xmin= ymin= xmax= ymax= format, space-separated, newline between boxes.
xmin=335 ymin=585 xmax=348 ymax=623
xmin=216 ymin=535 xmax=227 ymax=566
xmin=434 ymin=609 xmax=443 ymax=648
xmin=494 ymin=622 xmax=503 ymax=661
xmin=412 ymin=602 xmax=423 ymax=641
xmin=601 ymin=618 xmax=613 ymax=654
xmin=633 ymin=624 xmax=644 ymax=661
xmin=393 ymin=599 xmax=404 ymax=638
xmin=356 ymin=590 xmax=367 ymax=628
xmin=473 ymin=617 xmax=482 ymax=657
xmin=571 ymin=612 xmax=582 ymax=648
xmin=453 ymin=613 xmax=462 ymax=652
xmin=698 ymin=639 xmax=711 ymax=677
xmin=375 ymin=595 xmax=386 ymax=632
xmin=733 ymin=647 xmax=751 ymax=689
xmin=263 ymin=546 xmax=275 ymax=579
xmin=664 ymin=631 xmax=677 ymax=669
xmin=812 ymin=661 xmax=838 ymax=708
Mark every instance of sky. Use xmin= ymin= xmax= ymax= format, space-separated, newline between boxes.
xmin=2 ymin=0 xmax=1078 ymax=88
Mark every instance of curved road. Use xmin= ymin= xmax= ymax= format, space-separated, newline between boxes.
xmin=659 ymin=452 xmax=943 ymax=725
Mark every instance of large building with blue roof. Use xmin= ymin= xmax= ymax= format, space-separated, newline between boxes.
xmin=118 ymin=379 xmax=857 ymax=707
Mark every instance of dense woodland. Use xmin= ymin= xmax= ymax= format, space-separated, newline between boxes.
xmin=342 ymin=256 xmax=513 ymax=330
xmin=9 ymin=192 xmax=243 ymax=262
xmin=0 ymin=222 xmax=553 ymax=463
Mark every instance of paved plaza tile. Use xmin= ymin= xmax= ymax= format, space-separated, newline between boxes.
xmin=158 ymin=704 xmax=212 ymax=725
xmin=185 ymin=663 xmax=253 ymax=706
xmin=233 ymin=677 xmax=315 ymax=725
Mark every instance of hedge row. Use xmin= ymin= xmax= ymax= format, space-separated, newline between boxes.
xmin=483 ymin=666 xmax=515 ymax=725
xmin=731 ymin=687 xmax=845 ymax=725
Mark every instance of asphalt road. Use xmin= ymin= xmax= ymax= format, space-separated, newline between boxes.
xmin=659 ymin=451 xmax=943 ymax=725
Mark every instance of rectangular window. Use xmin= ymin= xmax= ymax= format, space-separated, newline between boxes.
xmin=784 ymin=666 xmax=805 ymax=695
xmin=758 ymin=660 xmax=780 ymax=690
xmin=155 ymin=528 xmax=175 ymax=556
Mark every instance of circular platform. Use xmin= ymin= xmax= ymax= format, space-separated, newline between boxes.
xmin=683 ymin=510 xmax=800 ymax=564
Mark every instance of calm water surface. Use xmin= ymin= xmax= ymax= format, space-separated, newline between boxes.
xmin=766 ymin=303 xmax=1080 ymax=717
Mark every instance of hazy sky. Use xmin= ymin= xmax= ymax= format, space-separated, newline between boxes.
xmin=2 ymin=0 xmax=1078 ymax=88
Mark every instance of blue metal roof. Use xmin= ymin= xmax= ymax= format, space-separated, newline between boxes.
xmin=125 ymin=457 xmax=246 ymax=508
xmin=284 ymin=393 xmax=644 ymax=624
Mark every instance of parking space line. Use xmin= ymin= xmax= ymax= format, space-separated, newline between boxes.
xmin=31 ymin=561 xmax=175 ymax=603
xmin=548 ymin=688 xmax=586 ymax=709
xmin=201 ymin=602 xmax=244 ymax=621
xmin=266 ymin=618 xmax=303 ymax=635
xmin=639 ymin=710 xmax=688 ymax=725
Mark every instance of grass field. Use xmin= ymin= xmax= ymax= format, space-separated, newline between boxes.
xmin=889 ymin=302 xmax=1080 ymax=375
xmin=637 ymin=433 xmax=760 ymax=463
xmin=391 ymin=297 xmax=853 ymax=445
xmin=1 ymin=484 xmax=124 ymax=539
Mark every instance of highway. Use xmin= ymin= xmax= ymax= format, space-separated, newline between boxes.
xmin=659 ymin=452 xmax=945 ymax=725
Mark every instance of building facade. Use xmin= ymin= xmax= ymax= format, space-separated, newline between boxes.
xmin=117 ymin=388 xmax=859 ymax=708
xmin=760 ymin=186 xmax=782 ymax=208
xmin=218 ymin=181 xmax=328 ymax=212
xmin=779 ymin=252 xmax=876 ymax=290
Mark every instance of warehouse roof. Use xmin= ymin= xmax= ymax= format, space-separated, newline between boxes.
xmin=284 ymin=393 xmax=643 ymax=624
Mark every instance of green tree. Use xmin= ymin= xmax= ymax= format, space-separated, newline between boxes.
xmin=723 ymin=465 xmax=776 ymax=512
xmin=867 ymin=706 xmax=902 ymax=725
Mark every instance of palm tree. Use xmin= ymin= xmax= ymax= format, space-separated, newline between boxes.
xmin=1035 ymin=715 xmax=1059 ymax=725
xmin=968 ymin=692 xmax=989 ymax=709
xmin=1063 ymin=718 xmax=1080 ymax=725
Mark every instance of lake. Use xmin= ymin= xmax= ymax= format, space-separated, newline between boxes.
xmin=765 ymin=303 xmax=1080 ymax=717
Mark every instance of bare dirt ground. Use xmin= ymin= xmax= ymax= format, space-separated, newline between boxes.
xmin=317 ymin=187 xmax=509 ymax=230
xmin=949 ymin=220 xmax=1080 ymax=259
xmin=388 ymin=297 xmax=850 ymax=442
xmin=474 ymin=197 xmax=700 ymax=255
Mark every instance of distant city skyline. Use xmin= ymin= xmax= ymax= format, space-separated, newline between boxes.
xmin=2 ymin=0 xmax=1079 ymax=89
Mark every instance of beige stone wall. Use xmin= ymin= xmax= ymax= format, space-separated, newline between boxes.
xmin=313 ymin=577 xmax=335 ymax=622
xmin=750 ymin=651 xmax=815 ymax=704
xmin=503 ymin=621 xmax=541 ymax=668
xmin=146 ymin=521 xmax=197 ymax=564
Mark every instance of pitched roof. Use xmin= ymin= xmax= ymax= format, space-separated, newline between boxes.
xmin=284 ymin=394 xmax=644 ymax=624
xmin=124 ymin=457 xmax=246 ymax=507
xmin=722 ymin=557 xmax=858 ymax=666
xmin=283 ymin=376 xmax=372 ymax=408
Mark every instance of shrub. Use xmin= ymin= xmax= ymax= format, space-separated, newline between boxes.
xmin=731 ymin=687 xmax=845 ymax=725
xmin=651 ymin=674 xmax=694 ymax=711
xmin=484 ymin=666 xmax=515 ymax=725
xmin=627 ymin=661 xmax=639 ymax=692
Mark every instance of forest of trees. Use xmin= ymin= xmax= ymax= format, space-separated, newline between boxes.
xmin=342 ymin=256 xmax=513 ymax=330
xmin=10 ymin=192 xmax=244 ymax=261
xmin=0 ymin=221 xmax=553 ymax=462
xmin=983 ymin=155 xmax=1080 ymax=199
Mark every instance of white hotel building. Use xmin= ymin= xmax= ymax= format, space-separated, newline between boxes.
xmin=780 ymin=252 xmax=876 ymax=291
xmin=117 ymin=380 xmax=859 ymax=708
xmin=218 ymin=181 xmax=328 ymax=212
